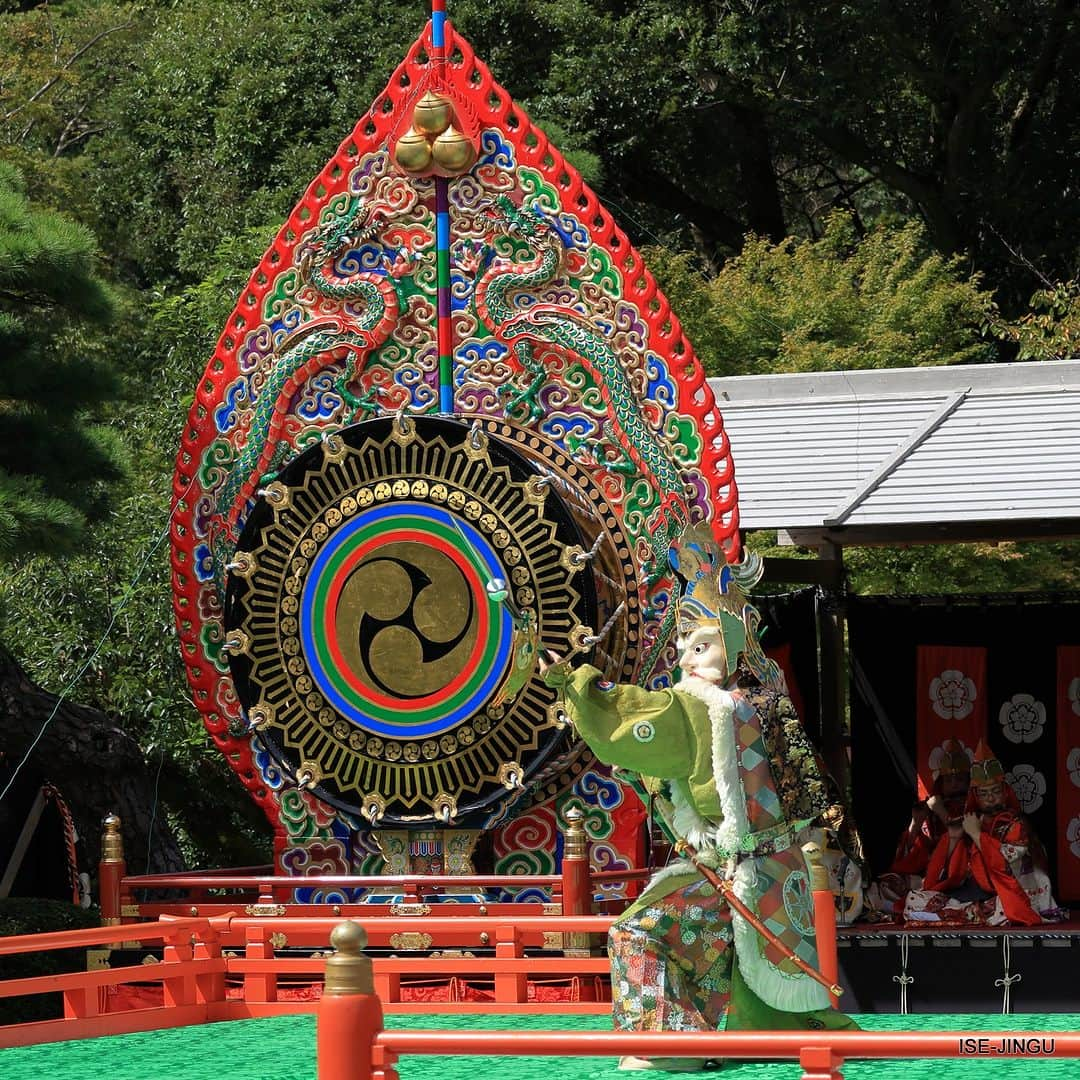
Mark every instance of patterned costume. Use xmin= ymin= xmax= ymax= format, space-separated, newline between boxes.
xmin=544 ymin=659 xmax=856 ymax=1041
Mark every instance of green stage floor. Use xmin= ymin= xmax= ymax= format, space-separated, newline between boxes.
xmin=2 ymin=1013 xmax=1077 ymax=1080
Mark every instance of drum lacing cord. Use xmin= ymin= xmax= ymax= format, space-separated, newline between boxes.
xmin=581 ymin=602 xmax=626 ymax=647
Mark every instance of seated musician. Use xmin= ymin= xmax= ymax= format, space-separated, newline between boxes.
xmin=868 ymin=738 xmax=970 ymax=915
xmin=903 ymin=741 xmax=1064 ymax=926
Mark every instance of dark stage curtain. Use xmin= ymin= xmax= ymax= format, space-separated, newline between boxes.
xmin=756 ymin=587 xmax=821 ymax=742
xmin=849 ymin=594 xmax=1080 ymax=903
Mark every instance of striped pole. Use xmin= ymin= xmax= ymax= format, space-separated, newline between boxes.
xmin=432 ymin=0 xmax=454 ymax=414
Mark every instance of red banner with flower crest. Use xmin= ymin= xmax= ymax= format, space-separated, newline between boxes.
xmin=915 ymin=645 xmax=987 ymax=798
xmin=1056 ymin=646 xmax=1080 ymax=900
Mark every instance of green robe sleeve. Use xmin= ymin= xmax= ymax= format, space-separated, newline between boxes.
xmin=544 ymin=662 xmax=695 ymax=778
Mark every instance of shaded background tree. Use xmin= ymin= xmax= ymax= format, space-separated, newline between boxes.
xmin=0 ymin=0 xmax=1077 ymax=874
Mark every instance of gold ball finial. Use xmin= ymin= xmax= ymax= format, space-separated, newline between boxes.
xmin=324 ymin=920 xmax=373 ymax=996
xmin=413 ymin=91 xmax=453 ymax=135
xmin=394 ymin=127 xmax=434 ymax=174
xmin=431 ymin=125 xmax=477 ymax=173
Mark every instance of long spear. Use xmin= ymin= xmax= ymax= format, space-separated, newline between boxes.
xmin=674 ymin=839 xmax=843 ymax=998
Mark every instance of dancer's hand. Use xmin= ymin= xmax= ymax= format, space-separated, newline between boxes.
xmin=538 ymin=649 xmax=563 ymax=675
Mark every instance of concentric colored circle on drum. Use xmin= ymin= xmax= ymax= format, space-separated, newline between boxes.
xmin=299 ymin=501 xmax=513 ymax=738
xmin=224 ymin=414 xmax=600 ymax=826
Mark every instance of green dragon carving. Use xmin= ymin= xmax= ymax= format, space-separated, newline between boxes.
xmin=474 ymin=195 xmax=689 ymax=678
xmin=218 ymin=200 xmax=403 ymax=538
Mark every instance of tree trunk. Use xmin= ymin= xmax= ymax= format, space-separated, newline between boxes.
xmin=0 ymin=643 xmax=184 ymax=881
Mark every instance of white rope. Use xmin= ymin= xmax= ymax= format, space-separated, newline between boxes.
xmin=892 ymin=933 xmax=914 ymax=1015
xmin=995 ymin=935 xmax=1022 ymax=1014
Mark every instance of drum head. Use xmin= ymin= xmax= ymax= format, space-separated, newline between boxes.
xmin=224 ymin=415 xmax=598 ymax=827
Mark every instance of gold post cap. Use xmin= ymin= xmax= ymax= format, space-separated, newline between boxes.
xmin=563 ymin=805 xmax=588 ymax=860
xmin=324 ymin=920 xmax=373 ymax=996
xmin=102 ymin=812 xmax=125 ymax=863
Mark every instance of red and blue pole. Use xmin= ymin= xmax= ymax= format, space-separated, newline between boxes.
xmin=432 ymin=0 xmax=454 ymax=414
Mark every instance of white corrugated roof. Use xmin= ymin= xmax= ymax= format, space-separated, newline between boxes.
xmin=708 ymin=360 xmax=1080 ymax=540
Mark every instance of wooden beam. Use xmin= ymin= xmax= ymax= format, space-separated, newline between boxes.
xmin=761 ymin=556 xmax=843 ymax=588
xmin=784 ymin=518 xmax=1080 ymax=550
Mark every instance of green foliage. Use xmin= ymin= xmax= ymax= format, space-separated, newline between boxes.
xmin=996 ymin=281 xmax=1080 ymax=361
xmin=843 ymin=541 xmax=1080 ymax=596
xmin=649 ymin=213 xmax=999 ymax=376
xmin=0 ymin=163 xmax=125 ymax=558
xmin=0 ymin=225 xmax=277 ymax=868
xmin=0 ymin=898 xmax=100 ymax=1023
xmin=748 ymin=531 xmax=1080 ymax=596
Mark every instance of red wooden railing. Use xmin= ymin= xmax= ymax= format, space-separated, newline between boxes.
xmin=314 ymin=920 xmax=1080 ymax=1080
xmin=4 ymin=906 xmax=1075 ymax=1080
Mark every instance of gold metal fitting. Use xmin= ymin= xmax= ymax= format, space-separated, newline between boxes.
xmin=432 ymin=792 xmax=458 ymax=823
xmin=258 ymin=481 xmax=292 ymax=514
xmin=391 ymin=409 xmax=417 ymax=446
xmin=321 ymin=430 xmax=348 ymax=464
xmin=497 ymin=761 xmax=524 ymax=791
xmin=362 ymin=793 xmax=387 ymax=825
xmin=101 ymin=813 xmax=124 ymax=863
xmin=394 ymin=127 xmax=433 ymax=174
xmin=324 ymin=921 xmax=373 ymax=996
xmin=225 ymin=551 xmax=256 ymax=581
xmin=463 ymin=420 xmax=490 ymax=463
xmin=223 ymin=630 xmax=251 ymax=658
xmin=296 ymin=760 xmax=323 ymax=791
xmin=248 ymin=703 xmax=275 ymax=732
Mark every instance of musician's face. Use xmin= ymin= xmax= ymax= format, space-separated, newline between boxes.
xmin=974 ymin=782 xmax=1004 ymax=811
xmin=941 ymin=771 xmax=970 ymax=799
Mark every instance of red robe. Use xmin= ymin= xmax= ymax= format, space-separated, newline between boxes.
xmin=922 ymin=797 xmax=1041 ymax=927
xmin=886 ymin=785 xmax=965 ymax=877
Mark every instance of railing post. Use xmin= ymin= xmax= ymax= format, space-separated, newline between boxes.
xmin=99 ymin=812 xmax=126 ymax=927
xmin=803 ymin=841 xmax=840 ymax=1008
xmin=194 ymin=923 xmax=226 ymax=1006
xmin=561 ymin=806 xmax=592 ymax=959
xmin=799 ymin=1045 xmax=843 ymax=1079
xmin=317 ymin=921 xmax=389 ymax=1080
xmin=494 ymin=924 xmax=526 ymax=1003
xmin=163 ymin=928 xmax=196 ymax=1008
xmin=244 ymin=923 xmax=278 ymax=1003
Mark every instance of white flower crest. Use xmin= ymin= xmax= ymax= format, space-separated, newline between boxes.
xmin=1070 ymin=677 xmax=1080 ymax=718
xmin=1005 ymin=765 xmax=1046 ymax=814
xmin=998 ymin=693 xmax=1046 ymax=744
xmin=929 ymin=669 xmax=977 ymax=720
xmin=1068 ymin=748 xmax=1080 ymax=789
xmin=928 ymin=739 xmax=973 ymax=777
xmin=1069 ymin=816 xmax=1080 ymax=859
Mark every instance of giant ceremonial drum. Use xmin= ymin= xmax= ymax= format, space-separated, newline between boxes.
xmin=171 ymin=9 xmax=740 ymax=890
